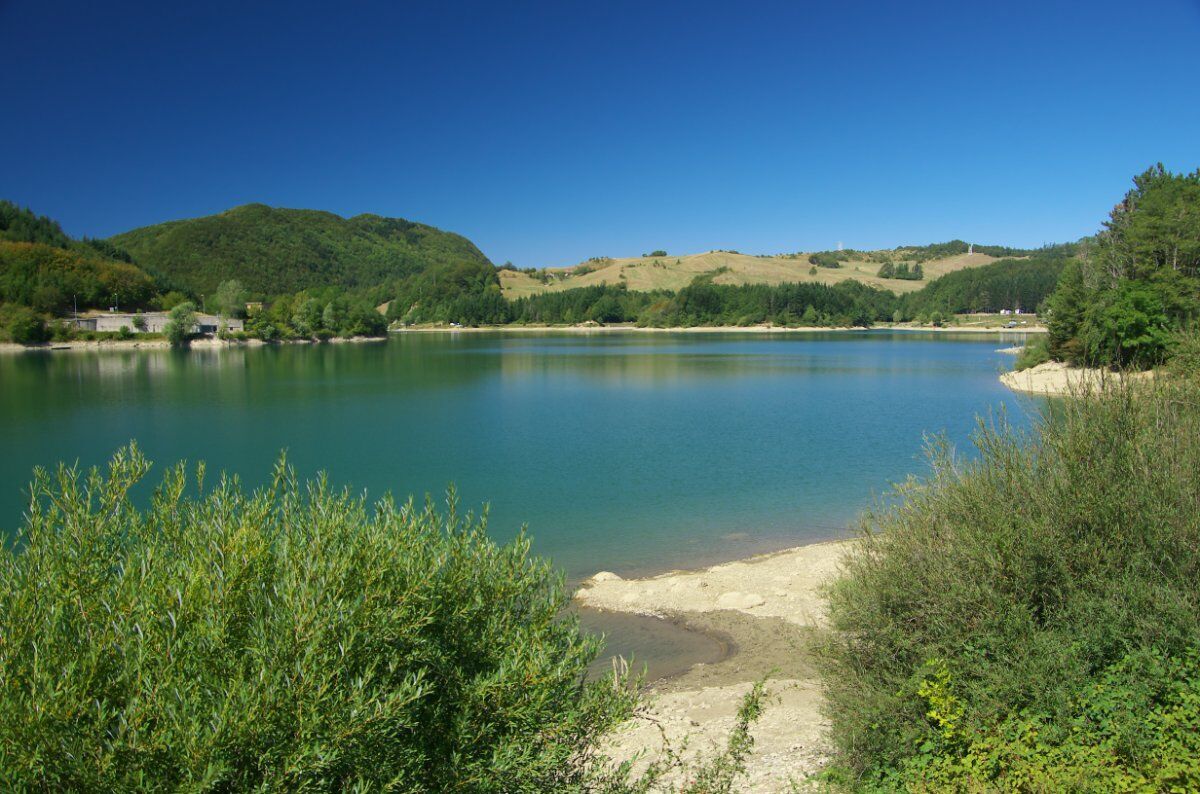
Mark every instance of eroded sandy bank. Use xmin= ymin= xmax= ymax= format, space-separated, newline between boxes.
xmin=1000 ymin=360 xmax=1153 ymax=396
xmin=576 ymin=540 xmax=852 ymax=791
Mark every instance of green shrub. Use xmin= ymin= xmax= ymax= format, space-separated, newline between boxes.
xmin=1168 ymin=324 xmax=1200 ymax=377
xmin=821 ymin=372 xmax=1200 ymax=790
xmin=164 ymin=300 xmax=196 ymax=347
xmin=0 ymin=303 xmax=49 ymax=344
xmin=894 ymin=647 xmax=1200 ymax=792
xmin=809 ymin=251 xmax=845 ymax=269
xmin=51 ymin=321 xmax=76 ymax=341
xmin=0 ymin=447 xmax=641 ymax=791
xmin=1014 ymin=336 xmax=1050 ymax=370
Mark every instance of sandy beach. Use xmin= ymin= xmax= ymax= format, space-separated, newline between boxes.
xmin=576 ymin=539 xmax=852 ymax=791
xmin=1000 ymin=360 xmax=1153 ymax=396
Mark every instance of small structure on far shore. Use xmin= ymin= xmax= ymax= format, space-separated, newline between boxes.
xmin=71 ymin=311 xmax=243 ymax=335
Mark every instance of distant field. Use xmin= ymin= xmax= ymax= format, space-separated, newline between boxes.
xmin=500 ymin=250 xmax=1004 ymax=298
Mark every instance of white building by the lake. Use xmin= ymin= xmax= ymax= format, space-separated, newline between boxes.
xmin=72 ymin=311 xmax=243 ymax=335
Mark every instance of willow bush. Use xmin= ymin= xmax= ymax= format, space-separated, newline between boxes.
xmin=821 ymin=370 xmax=1200 ymax=790
xmin=0 ymin=447 xmax=642 ymax=791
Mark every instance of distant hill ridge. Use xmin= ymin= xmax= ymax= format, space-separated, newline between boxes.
xmin=6 ymin=196 xmax=1075 ymax=315
xmin=109 ymin=203 xmax=492 ymax=296
xmin=498 ymin=240 xmax=1072 ymax=299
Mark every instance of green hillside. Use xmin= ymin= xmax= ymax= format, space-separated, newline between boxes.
xmin=110 ymin=204 xmax=492 ymax=296
xmin=0 ymin=241 xmax=157 ymax=314
xmin=1 ymin=201 xmax=159 ymax=317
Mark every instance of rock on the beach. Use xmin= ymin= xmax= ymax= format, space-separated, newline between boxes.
xmin=590 ymin=571 xmax=622 ymax=582
xmin=715 ymin=591 xmax=766 ymax=609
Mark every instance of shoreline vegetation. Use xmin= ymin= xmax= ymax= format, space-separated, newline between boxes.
xmin=0 ymin=334 xmax=387 ymax=354
xmin=0 ymin=320 xmax=1046 ymax=353
xmin=820 ymin=370 xmax=1200 ymax=791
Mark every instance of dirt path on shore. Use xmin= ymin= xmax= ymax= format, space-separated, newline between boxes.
xmin=575 ymin=540 xmax=851 ymax=791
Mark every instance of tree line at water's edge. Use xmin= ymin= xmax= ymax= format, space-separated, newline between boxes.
xmin=3 ymin=194 xmax=1081 ymax=345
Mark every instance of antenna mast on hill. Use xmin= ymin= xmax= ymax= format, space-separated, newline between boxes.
xmin=837 ymin=241 xmax=843 ymax=251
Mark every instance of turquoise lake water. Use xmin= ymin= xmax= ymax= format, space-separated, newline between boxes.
xmin=0 ymin=331 xmax=1040 ymax=580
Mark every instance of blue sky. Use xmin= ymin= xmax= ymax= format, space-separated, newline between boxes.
xmin=4 ymin=0 xmax=1199 ymax=266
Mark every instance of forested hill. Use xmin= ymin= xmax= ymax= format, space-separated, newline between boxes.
xmin=109 ymin=204 xmax=492 ymax=296
xmin=0 ymin=200 xmax=159 ymax=315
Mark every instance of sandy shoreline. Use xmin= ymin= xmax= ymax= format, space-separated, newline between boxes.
xmin=394 ymin=322 xmax=1047 ymax=335
xmin=576 ymin=539 xmax=852 ymax=790
xmin=1000 ymin=360 xmax=1153 ymax=396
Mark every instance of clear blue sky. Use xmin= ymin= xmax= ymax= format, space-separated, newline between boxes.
xmin=4 ymin=0 xmax=1199 ymax=266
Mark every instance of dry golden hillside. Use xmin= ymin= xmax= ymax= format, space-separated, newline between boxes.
xmin=500 ymin=249 xmax=1003 ymax=298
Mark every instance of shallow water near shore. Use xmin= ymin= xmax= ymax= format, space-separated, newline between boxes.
xmin=0 ymin=330 xmax=1037 ymax=574
xmin=579 ymin=608 xmax=731 ymax=682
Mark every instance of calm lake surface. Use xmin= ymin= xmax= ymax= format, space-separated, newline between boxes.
xmin=1 ymin=330 xmax=1039 ymax=580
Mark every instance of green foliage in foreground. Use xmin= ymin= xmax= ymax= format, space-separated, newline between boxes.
xmin=0 ymin=447 xmax=641 ymax=791
xmin=890 ymin=648 xmax=1200 ymax=791
xmin=821 ymin=370 xmax=1200 ymax=791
